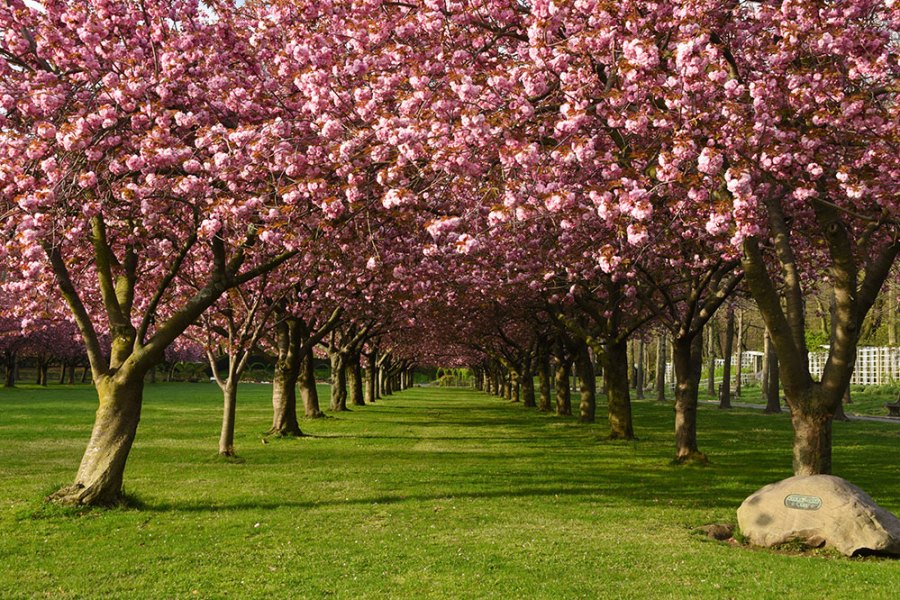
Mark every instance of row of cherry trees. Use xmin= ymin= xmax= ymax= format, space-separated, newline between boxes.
xmin=1 ymin=0 xmax=897 ymax=505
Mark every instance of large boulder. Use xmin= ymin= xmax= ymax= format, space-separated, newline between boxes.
xmin=737 ymin=475 xmax=900 ymax=556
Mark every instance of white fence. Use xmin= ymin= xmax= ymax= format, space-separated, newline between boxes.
xmin=809 ymin=346 xmax=900 ymax=386
xmin=665 ymin=351 xmax=763 ymax=385
xmin=663 ymin=347 xmax=900 ymax=387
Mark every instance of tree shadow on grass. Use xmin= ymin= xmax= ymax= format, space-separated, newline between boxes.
xmin=134 ymin=482 xmax=714 ymax=514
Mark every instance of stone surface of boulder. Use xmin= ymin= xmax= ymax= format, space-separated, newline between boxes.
xmin=737 ymin=475 xmax=900 ymax=556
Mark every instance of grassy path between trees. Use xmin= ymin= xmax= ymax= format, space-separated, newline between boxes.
xmin=1 ymin=383 xmax=898 ymax=599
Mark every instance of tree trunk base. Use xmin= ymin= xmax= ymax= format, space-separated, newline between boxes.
xmin=266 ymin=425 xmax=304 ymax=437
xmin=607 ymin=431 xmax=636 ymax=441
xmin=47 ymin=483 xmax=125 ymax=507
xmin=305 ymin=410 xmax=326 ymax=419
xmin=833 ymin=402 xmax=850 ymax=422
xmin=673 ymin=451 xmax=708 ymax=465
xmin=763 ymin=405 xmax=783 ymax=414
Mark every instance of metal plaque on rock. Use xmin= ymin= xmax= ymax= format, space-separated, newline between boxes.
xmin=784 ymin=494 xmax=823 ymax=510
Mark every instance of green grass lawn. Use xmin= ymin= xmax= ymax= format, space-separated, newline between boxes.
xmin=1 ymin=383 xmax=898 ymax=599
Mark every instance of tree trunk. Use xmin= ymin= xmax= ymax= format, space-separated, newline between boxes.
xmin=365 ymin=353 xmax=377 ymax=404
xmin=672 ymin=334 xmax=706 ymax=463
xmin=833 ymin=392 xmax=850 ymax=421
xmin=269 ymin=323 xmax=303 ymax=436
xmin=59 ymin=361 xmax=67 ymax=385
xmin=299 ymin=347 xmax=323 ymax=418
xmin=602 ymin=339 xmax=635 ymax=440
xmin=473 ymin=367 xmax=481 ymax=390
xmin=522 ymin=362 xmax=536 ymax=408
xmin=81 ymin=366 xmax=90 ymax=384
xmin=554 ymin=359 xmax=572 ymax=416
xmin=48 ymin=374 xmax=145 ymax=505
xmin=380 ymin=365 xmax=392 ymax=396
xmin=628 ymin=341 xmax=636 ymax=389
xmin=706 ymin=320 xmax=716 ymax=396
xmin=576 ymin=344 xmax=596 ymax=423
xmin=218 ymin=379 xmax=238 ymax=457
xmin=790 ymin=389 xmax=835 ymax=475
xmin=889 ymin=282 xmax=897 ymax=346
xmin=4 ymin=351 xmax=15 ymax=388
xmin=330 ymin=351 xmax=347 ymax=411
xmin=538 ymin=346 xmax=552 ymax=412
xmin=384 ymin=369 xmax=393 ymax=395
xmin=635 ymin=339 xmax=645 ymax=400
xmin=734 ymin=310 xmax=743 ymax=398
xmin=271 ymin=364 xmax=302 ymax=435
xmin=36 ymin=356 xmax=49 ymax=386
xmin=719 ymin=306 xmax=734 ymax=409
xmin=348 ymin=358 xmax=365 ymax=406
xmin=763 ymin=332 xmax=781 ymax=413
xmin=655 ymin=334 xmax=667 ymax=402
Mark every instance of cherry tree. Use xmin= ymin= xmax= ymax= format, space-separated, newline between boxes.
xmin=189 ymin=275 xmax=282 ymax=456
xmin=717 ymin=0 xmax=899 ymax=474
xmin=0 ymin=0 xmax=308 ymax=504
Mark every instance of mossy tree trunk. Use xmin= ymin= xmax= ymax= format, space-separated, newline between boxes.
xmin=734 ymin=311 xmax=743 ymax=398
xmin=365 ymin=351 xmax=377 ymax=404
xmin=634 ymin=339 xmax=645 ymax=400
xmin=49 ymin=373 xmax=145 ymax=505
xmin=554 ymin=358 xmax=572 ymax=416
xmin=762 ymin=331 xmax=781 ymax=413
xmin=521 ymin=359 xmax=536 ymax=408
xmin=537 ymin=341 xmax=552 ymax=412
xmin=348 ymin=355 xmax=365 ymax=406
xmin=575 ymin=343 xmax=595 ymax=423
xmin=719 ymin=305 xmax=734 ymax=409
xmin=4 ymin=350 xmax=16 ymax=388
xmin=706 ymin=320 xmax=717 ymax=396
xmin=601 ymin=339 xmax=635 ymax=440
xmin=655 ymin=334 xmax=667 ymax=402
xmin=330 ymin=350 xmax=347 ymax=411
xmin=299 ymin=346 xmax=323 ymax=418
xmin=36 ymin=354 xmax=49 ymax=386
xmin=672 ymin=334 xmax=706 ymax=464
xmin=218 ymin=380 xmax=238 ymax=456
xmin=270 ymin=319 xmax=303 ymax=436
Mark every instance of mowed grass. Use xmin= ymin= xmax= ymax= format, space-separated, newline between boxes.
xmin=0 ymin=383 xmax=898 ymax=599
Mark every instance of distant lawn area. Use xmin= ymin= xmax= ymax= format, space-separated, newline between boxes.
xmin=1 ymin=383 xmax=898 ymax=599
xmin=693 ymin=382 xmax=900 ymax=418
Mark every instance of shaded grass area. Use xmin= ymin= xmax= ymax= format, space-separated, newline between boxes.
xmin=0 ymin=383 xmax=898 ymax=599
xmin=691 ymin=382 xmax=900 ymax=418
